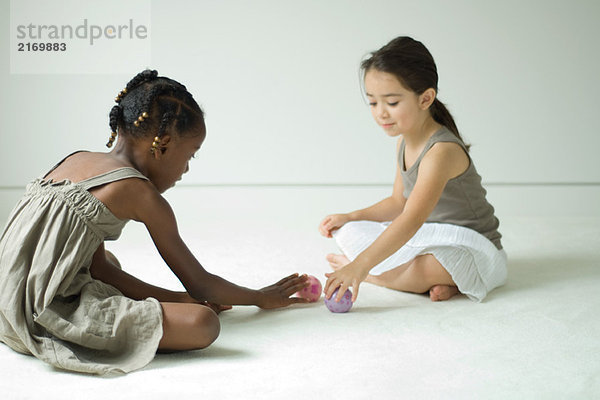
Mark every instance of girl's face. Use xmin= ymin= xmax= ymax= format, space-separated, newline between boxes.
xmin=150 ymin=127 xmax=205 ymax=193
xmin=364 ymin=69 xmax=426 ymax=137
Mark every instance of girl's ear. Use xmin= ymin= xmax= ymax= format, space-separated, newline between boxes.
xmin=419 ymin=88 xmax=437 ymax=110
xmin=152 ymin=135 xmax=172 ymax=159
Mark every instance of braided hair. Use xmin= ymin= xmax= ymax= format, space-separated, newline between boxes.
xmin=108 ymin=69 xmax=205 ymax=147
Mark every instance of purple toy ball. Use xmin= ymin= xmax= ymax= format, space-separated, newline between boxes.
xmin=296 ymin=275 xmax=322 ymax=303
xmin=324 ymin=288 xmax=353 ymax=313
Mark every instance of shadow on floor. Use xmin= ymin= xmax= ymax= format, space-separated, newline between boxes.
xmin=144 ymin=345 xmax=250 ymax=372
xmin=500 ymin=254 xmax=598 ymax=294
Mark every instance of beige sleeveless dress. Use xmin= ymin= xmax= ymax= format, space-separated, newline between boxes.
xmin=0 ymin=166 xmax=163 ymax=375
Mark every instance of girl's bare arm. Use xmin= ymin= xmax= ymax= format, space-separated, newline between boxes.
xmin=89 ymin=243 xmax=193 ymax=303
xmin=119 ymin=179 xmax=307 ymax=308
xmin=324 ymin=141 xmax=469 ymax=300
xmin=353 ymin=142 xmax=467 ymax=268
xmin=319 ymin=139 xmax=406 ymax=237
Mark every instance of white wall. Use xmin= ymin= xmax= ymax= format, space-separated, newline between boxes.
xmin=1 ymin=0 xmax=599 ymax=218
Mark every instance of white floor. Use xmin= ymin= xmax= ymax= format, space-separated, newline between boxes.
xmin=1 ymin=186 xmax=599 ymax=399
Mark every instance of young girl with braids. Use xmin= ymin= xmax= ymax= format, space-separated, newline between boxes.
xmin=320 ymin=37 xmax=507 ymax=303
xmin=0 ymin=69 xmax=309 ymax=374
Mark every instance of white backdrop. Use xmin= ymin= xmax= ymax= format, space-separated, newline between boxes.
xmin=1 ymin=0 xmax=599 ymax=186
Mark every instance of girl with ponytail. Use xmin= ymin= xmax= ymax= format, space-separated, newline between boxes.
xmin=320 ymin=37 xmax=506 ymax=303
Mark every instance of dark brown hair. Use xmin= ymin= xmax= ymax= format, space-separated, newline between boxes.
xmin=361 ymin=37 xmax=467 ymax=148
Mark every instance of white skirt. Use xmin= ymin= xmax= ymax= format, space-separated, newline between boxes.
xmin=332 ymin=221 xmax=507 ymax=302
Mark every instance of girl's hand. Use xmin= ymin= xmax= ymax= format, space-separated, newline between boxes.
xmin=319 ymin=214 xmax=351 ymax=238
xmin=257 ymin=274 xmax=310 ymax=309
xmin=324 ymin=261 xmax=369 ymax=303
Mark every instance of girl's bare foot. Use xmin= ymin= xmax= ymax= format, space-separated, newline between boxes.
xmin=429 ymin=285 xmax=459 ymax=301
xmin=326 ymin=253 xmax=350 ymax=271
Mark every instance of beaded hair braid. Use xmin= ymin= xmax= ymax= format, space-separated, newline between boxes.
xmin=107 ymin=69 xmax=205 ymax=151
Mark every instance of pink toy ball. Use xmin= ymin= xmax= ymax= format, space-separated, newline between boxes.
xmin=324 ymin=288 xmax=353 ymax=313
xmin=296 ymin=275 xmax=322 ymax=303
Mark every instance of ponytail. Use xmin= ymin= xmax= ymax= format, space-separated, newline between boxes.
xmin=430 ymin=98 xmax=469 ymax=150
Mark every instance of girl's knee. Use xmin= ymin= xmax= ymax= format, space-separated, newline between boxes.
xmin=337 ymin=220 xmax=380 ymax=236
xmin=104 ymin=250 xmax=122 ymax=269
xmin=159 ymin=303 xmax=220 ymax=351
xmin=189 ymin=306 xmax=220 ymax=348
xmin=334 ymin=220 xmax=386 ymax=256
xmin=334 ymin=221 xmax=359 ymax=241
